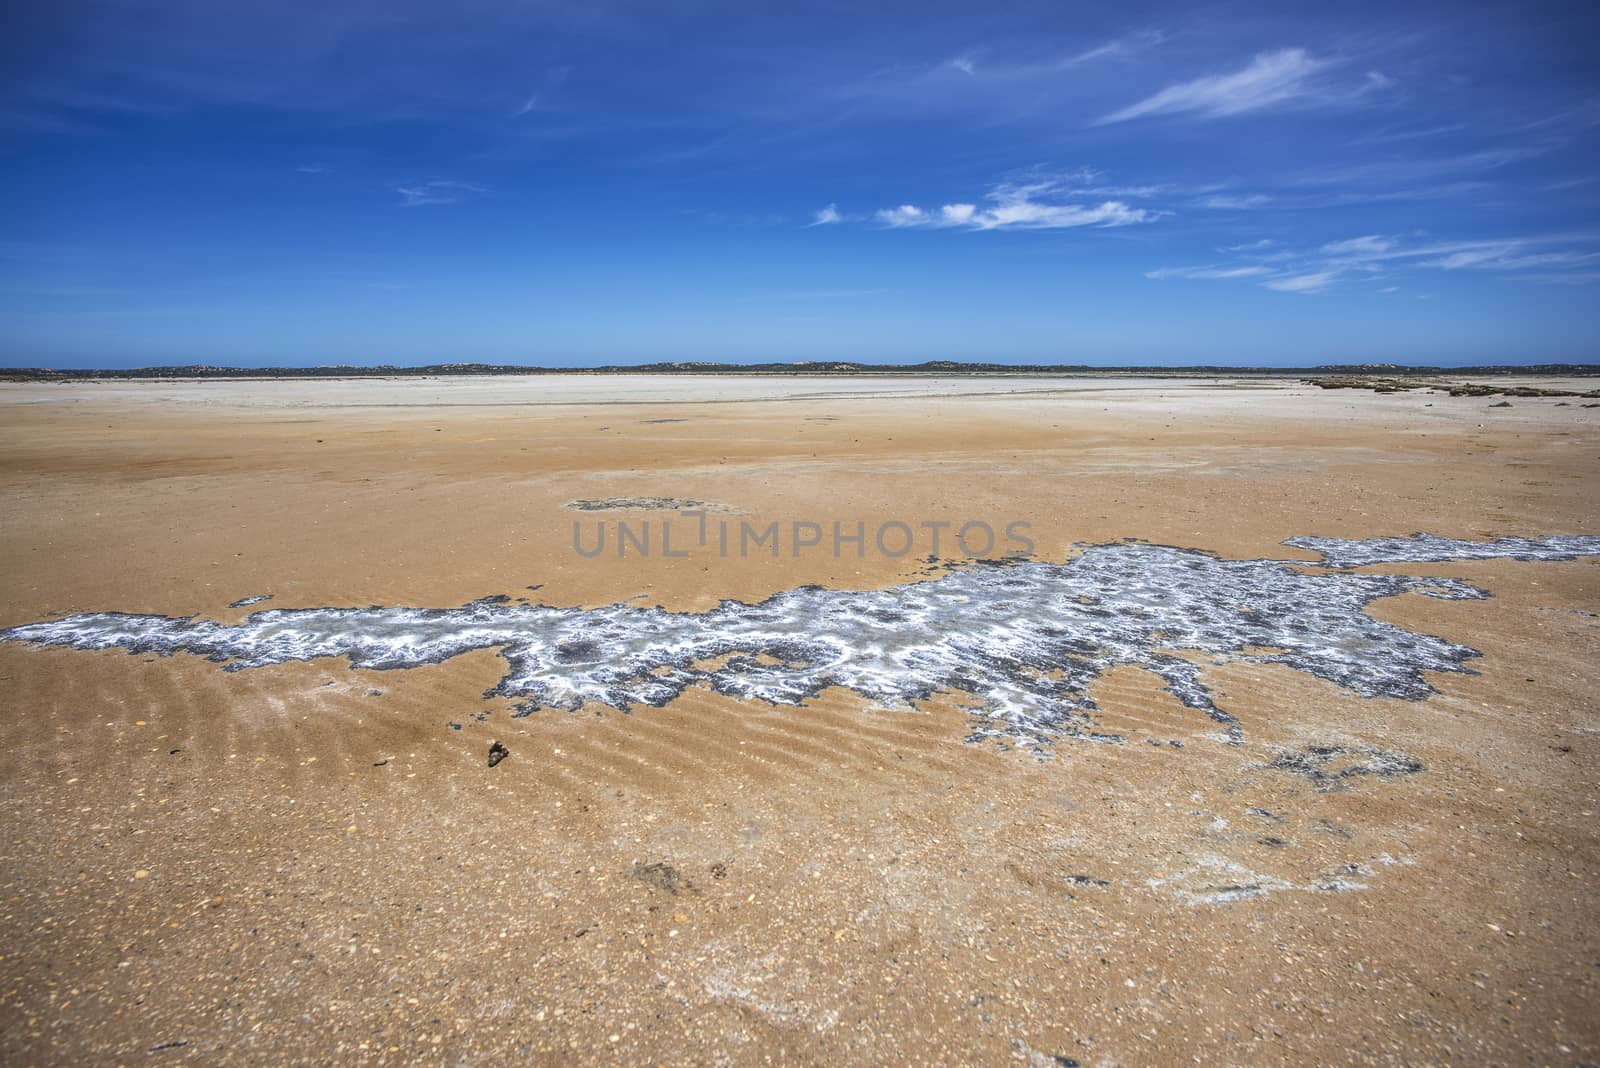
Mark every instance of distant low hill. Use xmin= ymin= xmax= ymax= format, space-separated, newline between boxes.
xmin=3 ymin=361 xmax=1598 ymax=381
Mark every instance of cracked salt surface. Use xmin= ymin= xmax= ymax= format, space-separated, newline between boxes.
xmin=4 ymin=533 xmax=1597 ymax=752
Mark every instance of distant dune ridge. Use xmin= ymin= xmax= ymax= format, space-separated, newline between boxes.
xmin=4 ymin=362 xmax=1598 ymax=381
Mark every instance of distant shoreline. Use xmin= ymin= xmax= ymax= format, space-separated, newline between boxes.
xmin=5 ymin=361 xmax=1599 ymax=382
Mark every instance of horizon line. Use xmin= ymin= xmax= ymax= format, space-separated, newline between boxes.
xmin=6 ymin=359 xmax=1600 ymax=380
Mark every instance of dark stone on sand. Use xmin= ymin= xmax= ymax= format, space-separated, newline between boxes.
xmin=1265 ymin=743 xmax=1422 ymax=790
xmin=632 ymin=861 xmax=690 ymax=894
xmin=566 ymin=496 xmax=710 ymax=511
xmin=487 ymin=741 xmax=509 ymax=767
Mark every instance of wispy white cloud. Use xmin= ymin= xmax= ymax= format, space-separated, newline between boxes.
xmin=1150 ymin=231 xmax=1600 ymax=294
xmin=1316 ymin=235 xmax=1600 ymax=275
xmin=1011 ymin=167 xmax=1170 ymax=199
xmin=1199 ymin=193 xmax=1272 ymax=210
xmin=876 ymin=204 xmax=928 ymax=226
xmin=811 ymin=203 xmax=842 ymax=226
xmin=1146 ymin=265 xmax=1272 ymax=280
xmin=1090 ymin=184 xmax=1170 ymax=198
xmin=513 ymin=66 xmax=571 ymax=117
xmin=1293 ymin=147 xmax=1542 ymax=188
xmin=1262 ymin=271 xmax=1338 ymax=293
xmin=1544 ymin=175 xmax=1598 ymax=192
xmin=1418 ymin=246 xmax=1600 ymax=271
xmin=1066 ymin=31 xmax=1167 ymax=65
xmin=1097 ymin=48 xmax=1384 ymax=124
xmin=931 ymin=31 xmax=1166 ymax=83
xmin=395 ymin=180 xmax=485 ymax=207
xmin=1321 ymin=235 xmax=1396 ymax=256
xmin=1351 ymin=122 xmax=1468 ymax=146
xmin=1521 ymin=97 xmax=1600 ymax=133
xmin=873 ymin=180 xmax=1158 ymax=231
xmin=828 ymin=31 xmax=1165 ymax=126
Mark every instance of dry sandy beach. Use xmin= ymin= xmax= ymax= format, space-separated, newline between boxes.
xmin=1 ymin=375 xmax=1597 ymax=1065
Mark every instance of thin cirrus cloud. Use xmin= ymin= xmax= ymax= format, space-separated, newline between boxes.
xmin=1199 ymin=193 xmax=1272 ymax=210
xmin=811 ymin=203 xmax=843 ymax=226
xmin=865 ymin=181 xmax=1158 ymax=231
xmin=1321 ymin=235 xmax=1397 ymax=256
xmin=395 ymin=180 xmax=486 ymax=207
xmin=839 ymin=30 xmax=1166 ymax=113
xmin=1145 ymin=265 xmax=1271 ymax=280
xmin=1261 ymin=271 xmax=1339 ymax=293
xmin=1097 ymin=48 xmax=1387 ymax=124
xmin=1320 ymin=235 xmax=1600 ymax=273
xmin=1416 ymin=247 xmax=1600 ymax=271
xmin=945 ymin=30 xmax=1167 ymax=80
xmin=513 ymin=65 xmax=572 ymax=117
xmin=1147 ymin=232 xmax=1600 ymax=295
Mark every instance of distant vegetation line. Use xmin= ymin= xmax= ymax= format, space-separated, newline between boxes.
xmin=4 ymin=360 xmax=1598 ymax=381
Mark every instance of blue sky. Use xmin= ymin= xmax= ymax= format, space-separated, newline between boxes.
xmin=3 ymin=0 xmax=1597 ymax=367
